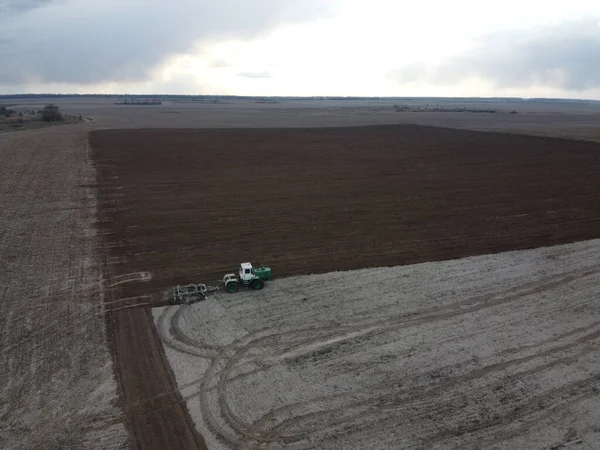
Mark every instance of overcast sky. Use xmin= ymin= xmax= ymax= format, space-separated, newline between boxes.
xmin=1 ymin=0 xmax=600 ymax=98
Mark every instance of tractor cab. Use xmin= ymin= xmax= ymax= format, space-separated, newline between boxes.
xmin=239 ymin=262 xmax=255 ymax=282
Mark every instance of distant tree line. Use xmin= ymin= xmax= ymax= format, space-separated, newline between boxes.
xmin=3 ymin=94 xmax=576 ymax=103
xmin=114 ymin=98 xmax=162 ymax=105
xmin=2 ymin=104 xmax=63 ymax=121
xmin=41 ymin=104 xmax=63 ymax=122
xmin=1 ymin=94 xmax=597 ymax=106
xmin=394 ymin=104 xmax=501 ymax=113
xmin=1 ymin=105 xmax=14 ymax=116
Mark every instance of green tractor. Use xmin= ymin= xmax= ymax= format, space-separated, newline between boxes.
xmin=223 ymin=262 xmax=272 ymax=293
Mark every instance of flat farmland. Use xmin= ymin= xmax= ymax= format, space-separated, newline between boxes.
xmin=12 ymin=96 xmax=600 ymax=142
xmin=90 ymin=124 xmax=600 ymax=303
xmin=90 ymin=124 xmax=600 ymax=448
xmin=4 ymin=97 xmax=600 ymax=450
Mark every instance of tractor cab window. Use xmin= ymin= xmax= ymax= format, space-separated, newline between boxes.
xmin=245 ymin=269 xmax=250 ymax=274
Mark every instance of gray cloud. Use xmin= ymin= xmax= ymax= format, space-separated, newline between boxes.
xmin=208 ymin=58 xmax=234 ymax=69
xmin=396 ymin=19 xmax=600 ymax=91
xmin=237 ymin=70 xmax=273 ymax=79
xmin=0 ymin=0 xmax=56 ymax=15
xmin=0 ymin=0 xmax=336 ymax=86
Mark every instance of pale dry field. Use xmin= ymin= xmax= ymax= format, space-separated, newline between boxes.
xmin=0 ymin=124 xmax=127 ymax=449
xmin=155 ymin=240 xmax=600 ymax=450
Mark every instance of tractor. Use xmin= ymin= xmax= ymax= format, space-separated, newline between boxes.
xmin=170 ymin=262 xmax=272 ymax=304
xmin=223 ymin=262 xmax=272 ymax=293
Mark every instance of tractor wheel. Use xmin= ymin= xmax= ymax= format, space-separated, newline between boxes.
xmin=250 ymin=278 xmax=264 ymax=290
xmin=226 ymin=282 xmax=239 ymax=293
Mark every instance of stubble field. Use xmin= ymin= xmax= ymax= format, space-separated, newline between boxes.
xmin=0 ymin=125 xmax=127 ymax=449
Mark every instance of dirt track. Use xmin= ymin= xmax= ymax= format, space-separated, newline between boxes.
xmin=90 ymin=124 xmax=600 ymax=448
xmin=97 ymin=189 xmax=206 ymax=448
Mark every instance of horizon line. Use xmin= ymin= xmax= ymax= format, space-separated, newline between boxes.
xmin=1 ymin=94 xmax=599 ymax=103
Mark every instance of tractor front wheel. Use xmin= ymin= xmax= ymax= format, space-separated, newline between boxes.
xmin=226 ymin=282 xmax=239 ymax=293
xmin=250 ymin=278 xmax=264 ymax=290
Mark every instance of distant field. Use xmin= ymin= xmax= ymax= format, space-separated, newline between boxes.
xmin=6 ymin=96 xmax=600 ymax=142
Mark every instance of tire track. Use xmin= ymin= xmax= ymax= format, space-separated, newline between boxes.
xmin=172 ymin=305 xmax=222 ymax=351
xmin=156 ymin=306 xmax=218 ymax=359
xmin=246 ymin=322 xmax=600 ymax=443
xmin=249 ymin=333 xmax=600 ymax=447
xmin=0 ymin=274 xmax=152 ymax=356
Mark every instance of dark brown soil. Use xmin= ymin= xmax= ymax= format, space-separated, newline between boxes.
xmin=90 ymin=124 xmax=600 ymax=449
xmin=103 ymin=306 xmax=206 ymax=450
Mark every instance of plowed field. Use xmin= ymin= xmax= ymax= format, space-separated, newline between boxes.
xmin=91 ymin=124 xmax=600 ymax=303
xmin=90 ymin=124 xmax=600 ymax=448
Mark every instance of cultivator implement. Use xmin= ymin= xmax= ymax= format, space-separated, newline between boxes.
xmin=170 ymin=283 xmax=221 ymax=305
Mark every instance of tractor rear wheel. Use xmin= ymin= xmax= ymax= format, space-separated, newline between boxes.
xmin=250 ymin=278 xmax=264 ymax=290
xmin=226 ymin=282 xmax=239 ymax=293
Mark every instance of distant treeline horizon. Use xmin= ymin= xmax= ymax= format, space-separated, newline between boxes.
xmin=0 ymin=94 xmax=598 ymax=103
